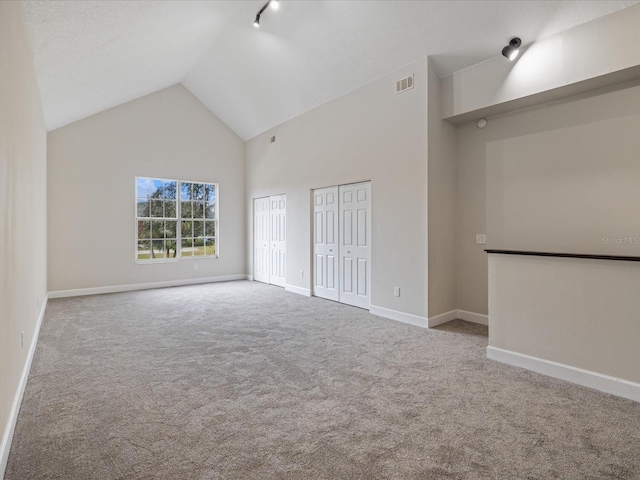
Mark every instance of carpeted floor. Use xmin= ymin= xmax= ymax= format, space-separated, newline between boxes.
xmin=5 ymin=281 xmax=640 ymax=479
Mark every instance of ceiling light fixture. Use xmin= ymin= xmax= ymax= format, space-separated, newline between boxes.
xmin=502 ymin=37 xmax=522 ymax=61
xmin=253 ymin=1 xmax=278 ymax=28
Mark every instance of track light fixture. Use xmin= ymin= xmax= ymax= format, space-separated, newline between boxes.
xmin=253 ymin=0 xmax=278 ymax=28
xmin=502 ymin=37 xmax=522 ymax=61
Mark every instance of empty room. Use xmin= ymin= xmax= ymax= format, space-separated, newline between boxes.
xmin=2 ymin=0 xmax=640 ymax=478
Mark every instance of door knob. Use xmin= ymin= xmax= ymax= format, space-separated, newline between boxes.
xmin=347 ymin=250 xmax=351 ymax=254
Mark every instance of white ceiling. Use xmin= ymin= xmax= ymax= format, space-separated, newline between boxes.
xmin=24 ymin=0 xmax=245 ymax=131
xmin=25 ymin=0 xmax=639 ymax=139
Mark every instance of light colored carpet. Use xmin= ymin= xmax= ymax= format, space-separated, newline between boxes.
xmin=5 ymin=281 xmax=640 ymax=479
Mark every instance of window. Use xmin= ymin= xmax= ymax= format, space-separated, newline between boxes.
xmin=136 ymin=177 xmax=217 ymax=262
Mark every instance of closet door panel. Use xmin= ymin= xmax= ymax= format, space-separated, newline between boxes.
xmin=269 ymin=194 xmax=286 ymax=287
xmin=312 ymin=187 xmax=339 ymax=301
xmin=339 ymin=182 xmax=371 ymax=309
xmin=253 ymin=197 xmax=270 ymax=284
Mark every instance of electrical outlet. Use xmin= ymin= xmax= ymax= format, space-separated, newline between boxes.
xmin=393 ymin=287 xmax=400 ymax=297
xmin=300 ymin=270 xmax=304 ymax=278
xmin=194 ymin=263 xmax=199 ymax=271
xmin=476 ymin=234 xmax=486 ymax=245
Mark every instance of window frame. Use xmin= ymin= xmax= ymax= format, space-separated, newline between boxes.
xmin=135 ymin=177 xmax=219 ymax=264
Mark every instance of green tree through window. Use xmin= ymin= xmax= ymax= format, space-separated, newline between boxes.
xmin=136 ymin=177 xmax=217 ymax=262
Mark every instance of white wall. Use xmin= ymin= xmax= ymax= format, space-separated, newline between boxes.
xmin=427 ymin=62 xmax=457 ymax=317
xmin=245 ymin=59 xmax=429 ymax=318
xmin=0 ymin=0 xmax=48 ymax=473
xmin=441 ymin=3 xmax=640 ymax=121
xmin=47 ymin=85 xmax=245 ymax=292
xmin=456 ymin=83 xmax=640 ymax=315
xmin=488 ymin=254 xmax=640 ymax=393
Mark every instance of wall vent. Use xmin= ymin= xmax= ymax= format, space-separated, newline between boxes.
xmin=395 ymin=74 xmax=414 ymax=94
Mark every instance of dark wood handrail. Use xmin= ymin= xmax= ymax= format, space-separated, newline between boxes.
xmin=485 ymin=249 xmax=640 ymax=262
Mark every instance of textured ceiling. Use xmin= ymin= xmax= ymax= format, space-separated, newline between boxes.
xmin=24 ymin=0 xmax=245 ymax=131
xmin=26 ymin=1 xmax=639 ymax=138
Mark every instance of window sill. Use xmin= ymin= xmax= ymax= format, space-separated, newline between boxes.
xmin=135 ymin=255 xmax=218 ymax=265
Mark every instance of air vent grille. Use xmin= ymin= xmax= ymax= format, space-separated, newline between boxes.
xmin=396 ymin=74 xmax=414 ymax=94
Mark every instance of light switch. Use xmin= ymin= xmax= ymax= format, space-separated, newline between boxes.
xmin=476 ymin=234 xmax=486 ymax=245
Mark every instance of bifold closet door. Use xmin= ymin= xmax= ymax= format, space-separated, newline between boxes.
xmin=269 ymin=194 xmax=287 ymax=287
xmin=253 ymin=197 xmax=270 ymax=284
xmin=312 ymin=182 xmax=371 ymax=309
xmin=254 ymin=195 xmax=286 ymax=286
xmin=313 ymin=186 xmax=339 ymax=301
xmin=339 ymin=182 xmax=371 ymax=309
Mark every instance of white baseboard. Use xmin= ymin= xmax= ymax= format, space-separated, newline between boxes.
xmin=427 ymin=310 xmax=488 ymax=328
xmin=370 ymin=305 xmax=427 ymax=328
xmin=284 ymin=284 xmax=311 ymax=297
xmin=456 ymin=310 xmax=489 ymax=326
xmin=370 ymin=307 xmax=488 ymax=329
xmin=246 ymin=275 xmax=254 ymax=281
xmin=427 ymin=310 xmax=458 ymax=328
xmin=48 ymin=274 xmax=248 ymax=299
xmin=1 ymin=295 xmax=48 ymax=477
xmin=487 ymin=346 xmax=640 ymax=403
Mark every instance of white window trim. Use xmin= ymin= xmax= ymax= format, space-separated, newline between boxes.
xmin=134 ymin=177 xmax=219 ymax=264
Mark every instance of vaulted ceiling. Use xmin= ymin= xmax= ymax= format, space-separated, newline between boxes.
xmin=25 ymin=0 xmax=639 ymax=140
